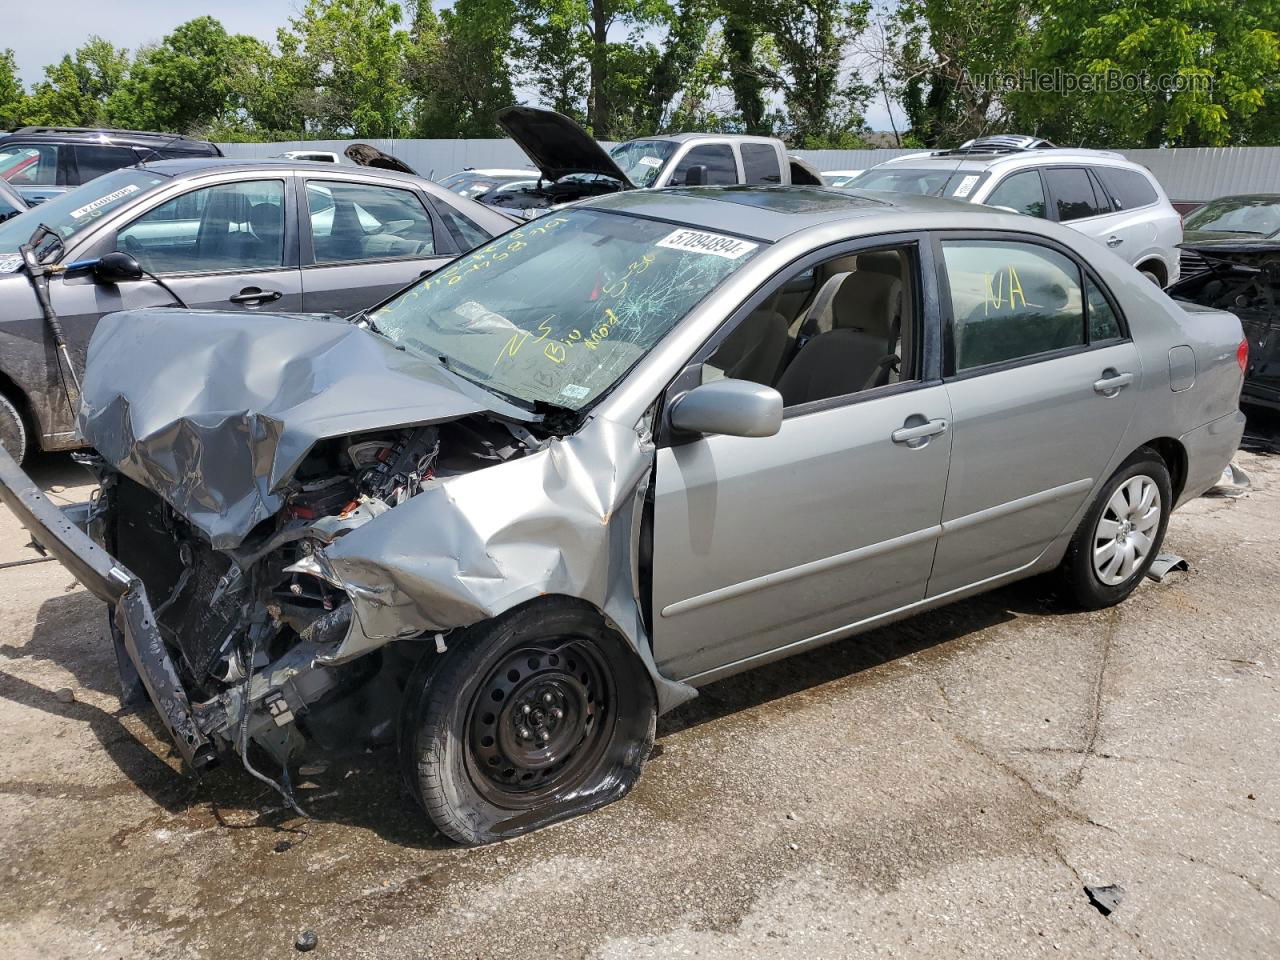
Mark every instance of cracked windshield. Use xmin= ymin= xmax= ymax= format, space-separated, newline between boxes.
xmin=369 ymin=208 xmax=763 ymax=410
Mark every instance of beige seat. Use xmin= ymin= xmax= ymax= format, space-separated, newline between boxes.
xmin=712 ymin=306 xmax=789 ymax=385
xmin=776 ymin=252 xmax=904 ymax=406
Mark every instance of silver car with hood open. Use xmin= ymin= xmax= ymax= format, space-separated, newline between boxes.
xmin=0 ymin=185 xmax=1246 ymax=845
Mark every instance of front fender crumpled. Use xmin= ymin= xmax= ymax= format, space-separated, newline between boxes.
xmin=316 ymin=416 xmax=695 ymax=714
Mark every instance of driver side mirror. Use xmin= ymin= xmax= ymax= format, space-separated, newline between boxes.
xmin=93 ymin=251 xmax=144 ymax=284
xmin=682 ymin=164 xmax=707 ymax=187
xmin=669 ymin=378 xmax=783 ymax=439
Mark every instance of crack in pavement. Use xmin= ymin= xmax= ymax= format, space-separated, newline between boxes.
xmin=1069 ymin=606 xmax=1121 ymax=793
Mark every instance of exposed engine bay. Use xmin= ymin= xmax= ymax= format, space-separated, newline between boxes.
xmin=482 ymin=174 xmax=625 ymax=214
xmin=1170 ymin=242 xmax=1280 ymax=410
xmin=87 ymin=415 xmax=539 ymax=780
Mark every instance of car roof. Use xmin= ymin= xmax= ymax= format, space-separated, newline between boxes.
xmin=137 ymin=155 xmax=432 ymax=185
xmin=875 ymin=148 xmax=1133 ymax=172
xmin=0 ymin=127 xmax=219 ymax=151
xmin=637 ymin=132 xmax=780 ymax=145
xmin=581 ymin=185 xmax=993 ymax=242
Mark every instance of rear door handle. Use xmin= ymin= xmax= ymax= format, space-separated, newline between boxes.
xmin=891 ymin=418 xmax=948 ymax=447
xmin=1106 ymin=235 xmax=1123 ymax=247
xmin=1093 ymin=371 xmax=1134 ymax=396
xmin=230 ymin=287 xmax=282 ymax=305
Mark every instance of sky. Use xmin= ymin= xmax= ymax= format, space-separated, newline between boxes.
xmin=5 ymin=1 xmax=903 ymax=132
xmin=6 ymin=0 xmax=300 ymax=87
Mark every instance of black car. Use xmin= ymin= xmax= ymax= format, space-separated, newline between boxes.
xmin=0 ymin=126 xmax=222 ymax=206
xmin=1169 ymin=240 xmax=1280 ymax=411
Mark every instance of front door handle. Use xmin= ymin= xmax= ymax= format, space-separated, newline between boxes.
xmin=1106 ymin=235 xmax=1123 ymax=247
xmin=1093 ymin=371 xmax=1134 ymax=396
xmin=229 ymin=287 xmax=283 ymax=305
xmin=891 ymin=418 xmax=948 ymax=448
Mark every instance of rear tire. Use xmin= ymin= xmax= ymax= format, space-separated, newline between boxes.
xmin=1057 ymin=448 xmax=1172 ymax=610
xmin=400 ymin=599 xmax=656 ymax=846
xmin=0 ymin=393 xmax=28 ymax=464
xmin=1139 ymin=267 xmax=1163 ymax=286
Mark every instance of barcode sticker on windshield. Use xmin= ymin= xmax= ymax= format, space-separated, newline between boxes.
xmin=638 ymin=156 xmax=663 ymax=168
xmin=70 ymin=184 xmax=140 ymax=220
xmin=560 ymin=384 xmax=590 ymax=400
xmin=657 ymin=229 xmax=758 ymax=260
xmin=952 ymin=175 xmax=980 ymax=198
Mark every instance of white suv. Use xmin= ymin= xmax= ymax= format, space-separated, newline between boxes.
xmin=845 ymin=136 xmax=1181 ymax=286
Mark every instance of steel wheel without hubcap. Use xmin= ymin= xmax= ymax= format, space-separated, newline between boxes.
xmin=465 ymin=640 xmax=614 ymax=808
xmin=1092 ymin=474 xmax=1161 ymax=585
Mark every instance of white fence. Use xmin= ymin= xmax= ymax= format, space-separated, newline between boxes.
xmin=218 ymin=139 xmax=1280 ymax=201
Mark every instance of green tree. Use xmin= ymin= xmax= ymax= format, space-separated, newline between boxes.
xmin=887 ymin=0 xmax=1035 ymax=147
xmin=724 ymin=0 xmax=871 ymax=145
xmin=410 ymin=0 xmax=519 ymax=137
xmin=1018 ymin=0 xmax=1280 ymax=146
xmin=0 ymin=50 xmax=28 ymax=128
xmin=21 ymin=37 xmax=130 ymax=127
xmin=273 ymin=0 xmax=413 ymax=136
xmin=106 ymin=18 xmax=264 ymax=133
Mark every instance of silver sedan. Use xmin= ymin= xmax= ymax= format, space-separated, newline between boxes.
xmin=0 ymin=186 xmax=1246 ymax=846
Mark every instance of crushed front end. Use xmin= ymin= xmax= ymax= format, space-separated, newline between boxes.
xmin=80 ymin=415 xmax=538 ymax=775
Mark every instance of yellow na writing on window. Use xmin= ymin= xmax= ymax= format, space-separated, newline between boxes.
xmin=982 ymin=264 xmax=1036 ymax=315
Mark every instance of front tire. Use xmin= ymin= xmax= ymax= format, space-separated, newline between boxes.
xmin=401 ymin=600 xmax=656 ymax=845
xmin=1057 ymin=449 xmax=1172 ymax=610
xmin=0 ymin=393 xmax=27 ymax=464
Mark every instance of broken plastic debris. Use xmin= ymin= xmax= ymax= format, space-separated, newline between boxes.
xmin=1204 ymin=461 xmax=1251 ymax=498
xmin=435 ymin=633 xmax=448 ymax=654
xmin=1146 ymin=554 xmax=1189 ymax=583
xmin=1084 ymin=884 xmax=1124 ymax=916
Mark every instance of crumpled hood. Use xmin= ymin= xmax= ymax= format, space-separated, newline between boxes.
xmin=1178 ymin=239 xmax=1280 ymax=273
xmin=79 ymin=309 xmax=534 ymax=548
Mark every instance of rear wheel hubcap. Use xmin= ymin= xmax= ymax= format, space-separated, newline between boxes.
xmin=1092 ymin=475 xmax=1161 ymax=586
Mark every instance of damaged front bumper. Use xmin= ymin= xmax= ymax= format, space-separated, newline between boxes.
xmin=0 ymin=445 xmax=217 ymax=769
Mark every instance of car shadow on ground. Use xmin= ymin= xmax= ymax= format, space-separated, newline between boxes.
xmin=659 ymin=579 xmax=1054 ymax=737
xmin=0 ymin=572 xmax=1061 ymax=850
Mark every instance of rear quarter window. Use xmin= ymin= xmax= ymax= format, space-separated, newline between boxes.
xmin=741 ymin=144 xmax=782 ymax=184
xmin=1094 ymin=167 xmax=1159 ymax=210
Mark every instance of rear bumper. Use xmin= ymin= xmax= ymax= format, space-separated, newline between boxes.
xmin=0 ymin=446 xmax=216 ymax=769
xmin=1177 ymin=409 xmax=1247 ymax=507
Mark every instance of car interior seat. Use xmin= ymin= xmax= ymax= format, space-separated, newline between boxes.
xmin=325 ymin=200 xmax=367 ymax=261
xmin=775 ymin=251 xmax=906 ymax=406
xmin=249 ymin=202 xmax=284 ymax=263
xmin=711 ymin=306 xmax=790 ymax=385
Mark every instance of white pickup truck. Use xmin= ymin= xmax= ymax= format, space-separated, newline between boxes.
xmin=489 ymin=106 xmax=824 ymax=213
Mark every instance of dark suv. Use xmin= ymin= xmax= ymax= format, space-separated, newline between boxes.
xmin=0 ymin=127 xmax=222 ymax=206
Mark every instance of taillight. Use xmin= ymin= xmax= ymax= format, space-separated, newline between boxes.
xmin=1237 ymin=338 xmax=1249 ymax=373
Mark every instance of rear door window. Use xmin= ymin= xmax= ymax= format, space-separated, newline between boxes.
xmin=984 ymin=171 xmax=1047 ymax=218
xmin=73 ymin=145 xmax=141 ymax=183
xmin=0 ymin=144 xmax=59 ymax=186
xmin=741 ymin=143 xmax=782 ymax=184
xmin=1093 ymin=167 xmax=1159 ymax=211
xmin=941 ymin=240 xmax=1085 ymax=371
xmin=670 ymin=145 xmax=737 ymax=186
xmin=1045 ymin=168 xmax=1105 ymax=222
xmin=306 ymin=180 xmax=436 ymax=263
